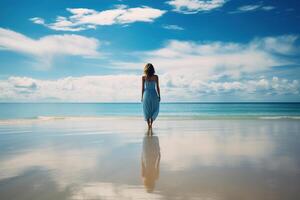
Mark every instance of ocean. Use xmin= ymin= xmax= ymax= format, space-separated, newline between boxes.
xmin=0 ymin=102 xmax=300 ymax=120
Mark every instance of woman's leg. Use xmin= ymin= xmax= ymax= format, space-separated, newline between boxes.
xmin=147 ymin=119 xmax=151 ymax=129
xmin=150 ymin=118 xmax=153 ymax=129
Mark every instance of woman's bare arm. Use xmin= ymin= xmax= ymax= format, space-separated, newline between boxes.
xmin=156 ymin=76 xmax=161 ymax=101
xmin=141 ymin=76 xmax=145 ymax=102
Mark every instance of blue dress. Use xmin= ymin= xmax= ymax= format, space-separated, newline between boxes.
xmin=143 ymin=80 xmax=160 ymax=121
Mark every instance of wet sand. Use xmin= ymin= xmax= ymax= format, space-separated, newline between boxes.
xmin=0 ymin=117 xmax=300 ymax=200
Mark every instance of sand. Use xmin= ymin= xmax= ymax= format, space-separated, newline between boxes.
xmin=0 ymin=117 xmax=300 ymax=200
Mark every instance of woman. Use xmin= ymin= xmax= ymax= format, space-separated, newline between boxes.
xmin=141 ymin=63 xmax=160 ymax=129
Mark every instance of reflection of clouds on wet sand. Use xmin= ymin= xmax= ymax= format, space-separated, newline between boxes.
xmin=0 ymin=118 xmax=300 ymax=200
xmin=0 ymin=119 xmax=145 ymax=184
xmin=0 ymin=148 xmax=102 ymax=188
xmin=160 ymin=130 xmax=300 ymax=172
xmin=71 ymin=182 xmax=163 ymax=200
xmin=160 ymin=132 xmax=275 ymax=170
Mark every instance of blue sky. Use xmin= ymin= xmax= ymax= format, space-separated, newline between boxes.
xmin=0 ymin=0 xmax=300 ymax=102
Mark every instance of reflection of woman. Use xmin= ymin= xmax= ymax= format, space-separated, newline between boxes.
xmin=141 ymin=133 xmax=161 ymax=193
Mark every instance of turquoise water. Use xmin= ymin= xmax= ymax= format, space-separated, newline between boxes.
xmin=0 ymin=103 xmax=300 ymax=120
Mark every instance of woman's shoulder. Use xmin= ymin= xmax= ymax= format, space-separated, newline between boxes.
xmin=142 ymin=75 xmax=158 ymax=80
xmin=152 ymin=75 xmax=159 ymax=81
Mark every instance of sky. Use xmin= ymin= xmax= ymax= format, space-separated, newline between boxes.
xmin=0 ymin=0 xmax=300 ymax=102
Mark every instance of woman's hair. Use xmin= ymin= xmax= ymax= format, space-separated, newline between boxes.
xmin=144 ymin=63 xmax=155 ymax=77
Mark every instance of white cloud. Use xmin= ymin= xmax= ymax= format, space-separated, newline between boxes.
xmin=30 ymin=6 xmax=166 ymax=31
xmin=261 ymin=6 xmax=276 ymax=11
xmin=0 ymin=76 xmax=298 ymax=102
xmin=115 ymin=35 xmax=298 ymax=79
xmin=0 ymin=75 xmax=140 ymax=102
xmin=237 ymin=4 xmax=261 ymax=12
xmin=199 ymin=78 xmax=299 ymax=95
xmin=30 ymin=17 xmax=45 ymax=25
xmin=230 ymin=3 xmax=275 ymax=14
xmin=0 ymin=34 xmax=299 ymax=102
xmin=162 ymin=24 xmax=184 ymax=30
xmin=250 ymin=35 xmax=298 ymax=55
xmin=108 ymin=35 xmax=299 ymax=101
xmin=0 ymin=27 xmax=100 ymax=69
xmin=166 ymin=0 xmax=227 ymax=14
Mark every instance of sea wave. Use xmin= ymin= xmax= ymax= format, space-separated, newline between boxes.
xmin=37 ymin=116 xmax=67 ymax=120
xmin=0 ymin=115 xmax=300 ymax=125
xmin=0 ymin=116 xmax=140 ymax=125
xmin=258 ymin=116 xmax=300 ymax=119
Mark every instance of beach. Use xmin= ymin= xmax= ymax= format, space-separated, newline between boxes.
xmin=0 ymin=116 xmax=300 ymax=200
xmin=1 ymin=0 xmax=300 ymax=198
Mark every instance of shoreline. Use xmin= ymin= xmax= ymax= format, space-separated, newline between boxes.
xmin=1 ymin=115 xmax=300 ymax=125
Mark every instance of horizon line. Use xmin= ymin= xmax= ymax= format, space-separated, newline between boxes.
xmin=0 ymin=101 xmax=300 ymax=104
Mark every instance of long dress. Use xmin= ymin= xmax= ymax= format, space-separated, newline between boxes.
xmin=142 ymin=80 xmax=160 ymax=121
